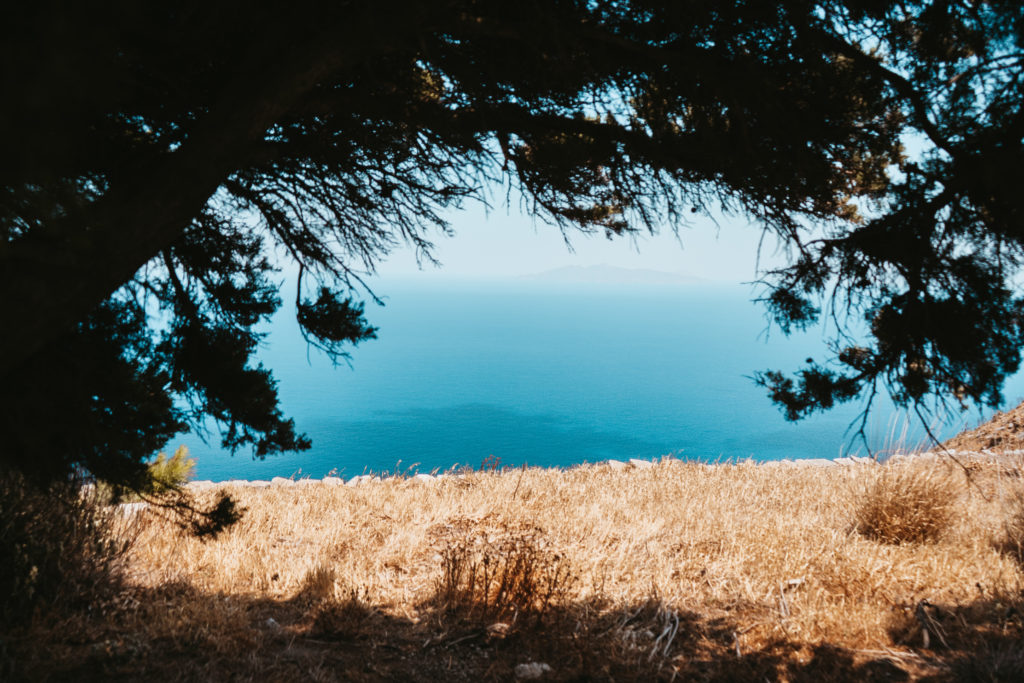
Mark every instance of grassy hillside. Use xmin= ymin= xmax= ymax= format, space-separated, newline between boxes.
xmin=7 ymin=455 xmax=1024 ymax=681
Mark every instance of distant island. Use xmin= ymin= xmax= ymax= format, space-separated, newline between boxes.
xmin=520 ymin=264 xmax=706 ymax=285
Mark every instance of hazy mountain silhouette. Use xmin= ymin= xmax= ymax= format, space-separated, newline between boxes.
xmin=521 ymin=264 xmax=706 ymax=284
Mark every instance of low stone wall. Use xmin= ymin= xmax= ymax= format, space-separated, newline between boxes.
xmin=182 ymin=449 xmax=1022 ymax=491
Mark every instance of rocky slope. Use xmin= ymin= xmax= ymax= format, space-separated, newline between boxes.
xmin=944 ymin=401 xmax=1024 ymax=452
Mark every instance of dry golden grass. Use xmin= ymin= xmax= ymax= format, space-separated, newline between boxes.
xmin=8 ymin=455 xmax=1024 ymax=681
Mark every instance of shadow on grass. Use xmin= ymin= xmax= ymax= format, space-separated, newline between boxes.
xmin=8 ymin=578 xmax=1023 ymax=682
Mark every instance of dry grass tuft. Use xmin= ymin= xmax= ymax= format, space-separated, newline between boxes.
xmin=435 ymin=523 xmax=576 ymax=621
xmin=997 ymin=488 xmax=1024 ymax=569
xmin=299 ymin=562 xmax=338 ymax=603
xmin=310 ymin=587 xmax=380 ymax=641
xmin=854 ymin=464 xmax=960 ymax=544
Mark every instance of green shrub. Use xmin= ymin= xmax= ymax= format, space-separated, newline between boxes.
xmin=100 ymin=445 xmax=195 ymax=503
xmin=146 ymin=445 xmax=196 ymax=494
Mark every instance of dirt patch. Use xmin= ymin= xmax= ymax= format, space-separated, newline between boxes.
xmin=944 ymin=401 xmax=1024 ymax=452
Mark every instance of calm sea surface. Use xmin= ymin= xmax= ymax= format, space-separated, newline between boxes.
xmin=178 ymin=279 xmax=1020 ymax=481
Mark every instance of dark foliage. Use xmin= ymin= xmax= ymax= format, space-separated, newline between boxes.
xmin=0 ymin=471 xmax=132 ymax=626
xmin=751 ymin=2 xmax=1024 ymax=432
xmin=296 ymin=287 xmax=377 ymax=360
xmin=1 ymin=1 xmax=1023 ymax=485
xmin=0 ymin=300 xmax=182 ymax=487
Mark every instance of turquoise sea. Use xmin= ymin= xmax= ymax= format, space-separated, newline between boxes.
xmin=178 ymin=279 xmax=1018 ymax=481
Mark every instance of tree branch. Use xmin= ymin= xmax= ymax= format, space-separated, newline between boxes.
xmin=0 ymin=10 xmax=443 ymax=381
xmin=809 ymin=26 xmax=959 ymax=158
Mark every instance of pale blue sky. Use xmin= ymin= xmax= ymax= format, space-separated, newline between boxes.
xmin=373 ymin=201 xmax=787 ymax=284
xmin=372 ymin=134 xmax=938 ymax=284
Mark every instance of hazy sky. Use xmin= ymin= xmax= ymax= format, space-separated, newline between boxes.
xmin=373 ymin=200 xmax=789 ymax=284
xmin=372 ymin=134 xmax=941 ymax=285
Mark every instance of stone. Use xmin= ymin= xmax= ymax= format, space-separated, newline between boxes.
xmin=117 ymin=502 xmax=148 ymax=516
xmin=486 ymin=622 xmax=510 ymax=638
xmin=794 ymin=458 xmax=837 ymax=467
xmin=412 ymin=473 xmax=436 ymax=483
xmin=271 ymin=476 xmax=294 ymax=486
xmin=514 ymin=662 xmax=552 ymax=679
xmin=322 ymin=476 xmax=344 ymax=485
xmin=605 ymin=459 xmax=628 ymax=471
xmin=629 ymin=458 xmax=655 ymax=469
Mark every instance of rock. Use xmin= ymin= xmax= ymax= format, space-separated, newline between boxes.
xmin=117 ymin=502 xmax=147 ymax=516
xmin=271 ymin=476 xmax=294 ymax=486
xmin=793 ymin=458 xmax=837 ymax=467
xmin=412 ymin=473 xmax=436 ymax=483
xmin=322 ymin=476 xmax=344 ymax=486
xmin=189 ymin=480 xmax=216 ymax=490
xmin=629 ymin=458 xmax=655 ymax=469
xmin=264 ymin=617 xmax=281 ymax=631
xmin=486 ymin=622 xmax=511 ymax=638
xmin=514 ymin=662 xmax=552 ymax=679
xmin=605 ymin=459 xmax=629 ymax=471
xmin=247 ymin=480 xmax=271 ymax=488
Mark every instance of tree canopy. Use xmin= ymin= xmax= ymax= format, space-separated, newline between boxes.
xmin=3 ymin=1 xmax=1023 ymax=484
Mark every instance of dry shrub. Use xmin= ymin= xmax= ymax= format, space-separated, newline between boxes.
xmin=855 ymin=465 xmax=959 ymax=544
xmin=997 ymin=490 xmax=1024 ymax=568
xmin=310 ymin=587 xmax=380 ymax=641
xmin=0 ymin=470 xmax=134 ymax=625
xmin=953 ymin=642 xmax=1024 ymax=682
xmin=436 ymin=525 xmax=575 ymax=621
xmin=299 ymin=562 xmax=379 ymax=641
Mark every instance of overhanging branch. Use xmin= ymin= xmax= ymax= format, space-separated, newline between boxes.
xmin=0 ymin=13 xmax=440 ymax=381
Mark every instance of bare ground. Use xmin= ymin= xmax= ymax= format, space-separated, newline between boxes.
xmin=944 ymin=400 xmax=1024 ymax=453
